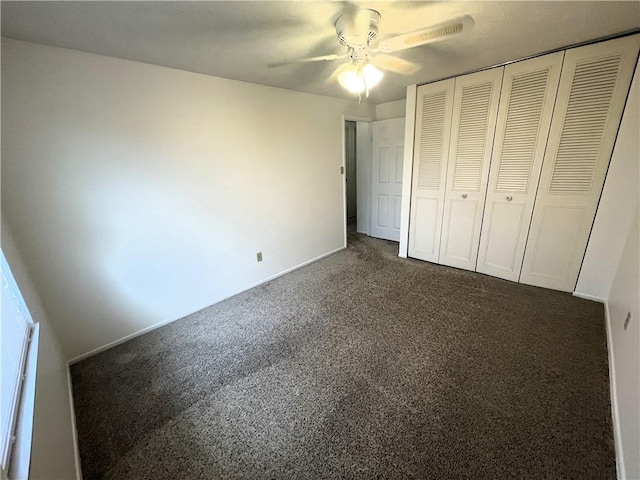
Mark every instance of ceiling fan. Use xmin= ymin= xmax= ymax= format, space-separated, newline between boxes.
xmin=269 ymin=9 xmax=474 ymax=99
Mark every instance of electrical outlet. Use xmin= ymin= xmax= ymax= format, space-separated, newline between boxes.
xmin=624 ymin=311 xmax=631 ymax=330
xmin=256 ymin=252 xmax=263 ymax=262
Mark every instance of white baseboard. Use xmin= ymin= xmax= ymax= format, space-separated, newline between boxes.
xmin=575 ymin=293 xmax=625 ymax=478
xmin=572 ymin=291 xmax=607 ymax=303
xmin=67 ymin=309 xmax=209 ymax=365
xmin=67 ymin=246 xmax=346 ymax=365
xmin=603 ymin=300 xmax=626 ymax=480
xmin=66 ymin=366 xmax=83 ymax=480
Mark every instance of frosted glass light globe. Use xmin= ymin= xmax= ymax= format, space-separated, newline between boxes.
xmin=338 ymin=63 xmax=384 ymax=94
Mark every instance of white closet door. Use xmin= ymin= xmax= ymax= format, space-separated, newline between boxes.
xmin=439 ymin=68 xmax=503 ymax=271
xmin=476 ymin=52 xmax=564 ymax=281
xmin=408 ymin=79 xmax=455 ymax=262
xmin=520 ymin=34 xmax=640 ymax=292
xmin=371 ymin=117 xmax=405 ymax=241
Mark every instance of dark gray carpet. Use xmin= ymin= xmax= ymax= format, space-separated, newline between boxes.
xmin=71 ymin=230 xmax=615 ymax=480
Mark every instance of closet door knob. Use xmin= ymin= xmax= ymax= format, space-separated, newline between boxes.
xmin=506 ymin=196 xmax=513 ymax=201
xmin=461 ymin=193 xmax=468 ymax=199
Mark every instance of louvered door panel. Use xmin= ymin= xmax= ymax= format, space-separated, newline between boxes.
xmin=477 ymin=52 xmax=564 ymax=281
xmin=548 ymin=56 xmax=622 ymax=194
xmin=439 ymin=68 xmax=503 ymax=270
xmin=408 ymin=79 xmax=455 ymax=262
xmin=520 ymin=34 xmax=640 ymax=291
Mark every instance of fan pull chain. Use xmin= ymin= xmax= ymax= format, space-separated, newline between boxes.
xmin=364 ymin=71 xmax=370 ymax=99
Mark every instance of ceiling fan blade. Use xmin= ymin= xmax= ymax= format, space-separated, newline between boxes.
xmin=325 ymin=62 xmax=352 ymax=84
xmin=378 ymin=15 xmax=474 ymax=53
xmin=268 ymin=51 xmax=349 ymax=68
xmin=371 ymin=54 xmax=421 ymax=75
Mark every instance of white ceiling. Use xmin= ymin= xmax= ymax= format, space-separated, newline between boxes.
xmin=2 ymin=1 xmax=639 ymax=104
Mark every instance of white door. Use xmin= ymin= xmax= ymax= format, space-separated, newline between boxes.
xmin=370 ymin=117 xmax=405 ymax=241
xmin=476 ymin=52 xmax=564 ymax=281
xmin=408 ymin=79 xmax=455 ymax=262
xmin=438 ymin=68 xmax=503 ymax=271
xmin=520 ymin=34 xmax=640 ymax=292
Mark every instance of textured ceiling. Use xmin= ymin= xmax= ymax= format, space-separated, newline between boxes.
xmin=2 ymin=1 xmax=639 ymax=104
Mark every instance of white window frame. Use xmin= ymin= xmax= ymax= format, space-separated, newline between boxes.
xmin=1 ymin=249 xmax=36 ymax=477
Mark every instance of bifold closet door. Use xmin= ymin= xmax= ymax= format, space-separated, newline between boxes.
xmin=438 ymin=68 xmax=503 ymax=271
xmin=408 ymin=79 xmax=455 ymax=262
xmin=476 ymin=52 xmax=564 ymax=281
xmin=520 ymin=34 xmax=640 ymax=292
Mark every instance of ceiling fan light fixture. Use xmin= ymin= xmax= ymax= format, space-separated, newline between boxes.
xmin=338 ymin=62 xmax=384 ymax=95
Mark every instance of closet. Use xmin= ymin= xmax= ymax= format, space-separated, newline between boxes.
xmin=519 ymin=37 xmax=639 ymax=291
xmin=407 ymin=34 xmax=640 ymax=292
xmin=476 ymin=52 xmax=563 ymax=281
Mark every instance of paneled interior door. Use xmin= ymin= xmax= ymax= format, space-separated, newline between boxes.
xmin=520 ymin=35 xmax=640 ymax=291
xmin=476 ymin=52 xmax=564 ymax=281
xmin=408 ymin=79 xmax=455 ymax=261
xmin=370 ymin=117 xmax=405 ymax=241
xmin=438 ymin=68 xmax=503 ymax=271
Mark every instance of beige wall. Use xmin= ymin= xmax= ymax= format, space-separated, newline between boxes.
xmin=375 ymin=99 xmax=406 ymax=120
xmin=1 ymin=38 xmax=375 ymax=360
xmin=607 ymin=208 xmax=639 ymax=480
xmin=1 ymin=220 xmax=79 ymax=480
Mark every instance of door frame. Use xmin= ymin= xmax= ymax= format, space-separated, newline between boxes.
xmin=398 ymin=86 xmax=417 ymax=258
xmin=341 ymin=114 xmax=374 ymax=247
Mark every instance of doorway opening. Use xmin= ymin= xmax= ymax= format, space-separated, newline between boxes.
xmin=344 ymin=120 xmax=357 ymax=231
xmin=341 ymin=115 xmax=374 ymax=247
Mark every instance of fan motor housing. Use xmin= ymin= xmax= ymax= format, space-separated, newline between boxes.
xmin=335 ymin=9 xmax=380 ymax=47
